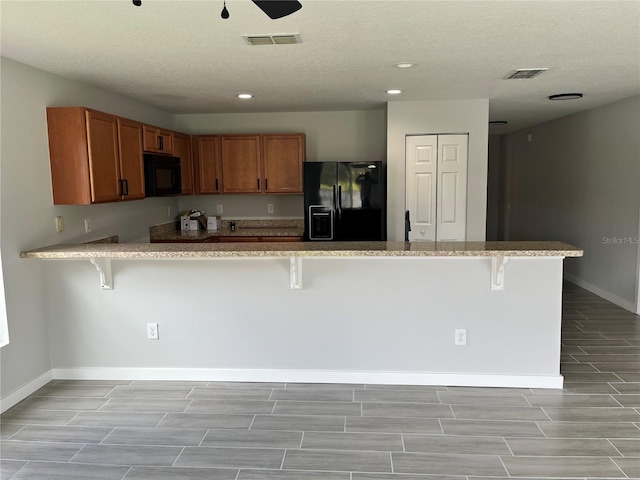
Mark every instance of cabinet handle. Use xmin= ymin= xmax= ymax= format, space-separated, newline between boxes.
xmin=118 ymin=179 xmax=124 ymax=196
xmin=158 ymin=135 xmax=163 ymax=151
xmin=265 ymin=178 xmax=268 ymax=191
xmin=215 ymin=178 xmax=219 ymax=191
xmin=123 ymin=179 xmax=129 ymax=196
xmin=257 ymin=178 xmax=260 ymax=190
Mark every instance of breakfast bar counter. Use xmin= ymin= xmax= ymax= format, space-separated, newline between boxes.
xmin=21 ymin=241 xmax=582 ymax=389
xmin=21 ymin=240 xmax=582 ymax=259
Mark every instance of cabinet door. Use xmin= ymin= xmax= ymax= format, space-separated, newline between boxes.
xmin=143 ymin=125 xmax=173 ymax=154
xmin=143 ymin=125 xmax=160 ymax=153
xmin=86 ymin=110 xmax=121 ymax=203
xmin=117 ymin=118 xmax=145 ymax=200
xmin=197 ymin=136 xmax=222 ymax=194
xmin=158 ymin=130 xmax=173 ymax=154
xmin=262 ymin=134 xmax=304 ymax=193
xmin=173 ymin=132 xmax=193 ymax=195
xmin=221 ymin=135 xmax=261 ymax=193
xmin=47 ymin=107 xmax=93 ymax=205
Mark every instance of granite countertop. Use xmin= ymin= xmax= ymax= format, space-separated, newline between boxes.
xmin=21 ymin=241 xmax=583 ymax=259
xmin=153 ymin=227 xmax=304 ymax=241
xmin=149 ymin=219 xmax=304 ymax=242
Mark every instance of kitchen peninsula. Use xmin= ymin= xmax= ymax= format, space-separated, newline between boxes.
xmin=21 ymin=240 xmax=582 ymax=389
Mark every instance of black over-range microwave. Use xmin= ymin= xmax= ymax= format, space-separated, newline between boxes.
xmin=144 ymin=154 xmax=182 ymax=196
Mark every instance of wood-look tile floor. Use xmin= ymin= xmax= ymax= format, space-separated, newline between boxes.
xmin=2 ymin=283 xmax=639 ymax=479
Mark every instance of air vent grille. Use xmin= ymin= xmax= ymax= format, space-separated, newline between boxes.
xmin=244 ymin=34 xmax=302 ymax=46
xmin=504 ymin=68 xmax=548 ymax=79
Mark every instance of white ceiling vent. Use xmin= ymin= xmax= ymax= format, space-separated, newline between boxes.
xmin=243 ymin=34 xmax=302 ymax=46
xmin=503 ymin=68 xmax=548 ymax=79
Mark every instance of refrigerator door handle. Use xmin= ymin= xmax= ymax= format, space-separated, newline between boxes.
xmin=405 ymin=210 xmax=411 ymax=241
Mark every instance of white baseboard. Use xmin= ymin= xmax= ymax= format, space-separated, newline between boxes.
xmin=0 ymin=370 xmax=53 ymax=413
xmin=564 ymin=273 xmax=637 ymax=313
xmin=2 ymin=368 xmax=562 ymax=410
xmin=52 ymin=368 xmax=563 ymax=389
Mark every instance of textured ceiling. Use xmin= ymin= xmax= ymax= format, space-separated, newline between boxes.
xmin=1 ymin=0 xmax=639 ymax=132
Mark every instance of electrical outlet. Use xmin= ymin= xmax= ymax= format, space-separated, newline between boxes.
xmin=267 ymin=204 xmax=274 ymax=214
xmin=147 ymin=323 xmax=159 ymax=340
xmin=84 ymin=219 xmax=92 ymax=233
xmin=216 ymin=204 xmax=223 ymax=214
xmin=55 ymin=216 xmax=64 ymax=232
xmin=455 ymin=329 xmax=467 ymax=346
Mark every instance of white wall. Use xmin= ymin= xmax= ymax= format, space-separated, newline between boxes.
xmin=174 ymin=110 xmax=387 ymax=220
xmin=386 ymin=100 xmax=489 ymax=241
xmin=501 ymin=95 xmax=640 ymax=312
xmin=0 ymin=58 xmax=180 ymax=403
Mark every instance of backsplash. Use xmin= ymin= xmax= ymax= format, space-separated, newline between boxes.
xmin=149 ymin=218 xmax=303 ymax=237
xmin=177 ymin=194 xmax=304 ymax=220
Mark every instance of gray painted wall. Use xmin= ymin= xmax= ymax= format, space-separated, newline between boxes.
xmin=0 ymin=58 xmax=179 ymax=400
xmin=501 ymin=95 xmax=640 ymax=311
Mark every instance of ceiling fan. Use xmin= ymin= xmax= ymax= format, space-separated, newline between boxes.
xmin=132 ymin=1 xmax=302 ymax=20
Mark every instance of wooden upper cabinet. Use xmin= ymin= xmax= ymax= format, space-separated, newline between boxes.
xmin=143 ymin=125 xmax=173 ymax=154
xmin=117 ymin=118 xmax=145 ymax=200
xmin=47 ymin=107 xmax=145 ymax=205
xmin=172 ymin=132 xmax=194 ymax=195
xmin=85 ymin=110 xmax=122 ymax=203
xmin=196 ymin=136 xmax=222 ymax=194
xmin=262 ymin=134 xmax=304 ymax=193
xmin=220 ymin=135 xmax=262 ymax=193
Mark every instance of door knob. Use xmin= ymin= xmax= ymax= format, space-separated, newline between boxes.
xmin=420 ymin=230 xmax=425 ymax=235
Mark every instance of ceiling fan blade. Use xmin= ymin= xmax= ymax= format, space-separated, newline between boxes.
xmin=251 ymin=0 xmax=302 ymax=19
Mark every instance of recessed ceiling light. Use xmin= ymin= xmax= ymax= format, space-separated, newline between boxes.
xmin=395 ymin=62 xmax=415 ymax=69
xmin=238 ymin=93 xmax=253 ymax=99
xmin=386 ymin=89 xmax=402 ymax=95
xmin=489 ymin=121 xmax=508 ymax=126
xmin=548 ymin=93 xmax=583 ymax=100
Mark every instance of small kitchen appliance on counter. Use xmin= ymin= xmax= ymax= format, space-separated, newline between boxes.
xmin=304 ymin=161 xmax=386 ymax=241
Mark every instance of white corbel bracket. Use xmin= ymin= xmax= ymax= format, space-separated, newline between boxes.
xmin=290 ymin=256 xmax=303 ymax=290
xmin=491 ymin=256 xmax=509 ymax=291
xmin=90 ymin=258 xmax=113 ymax=290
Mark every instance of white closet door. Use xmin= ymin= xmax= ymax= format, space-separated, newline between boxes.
xmin=436 ymin=134 xmax=468 ymax=241
xmin=406 ymin=135 xmax=437 ymax=241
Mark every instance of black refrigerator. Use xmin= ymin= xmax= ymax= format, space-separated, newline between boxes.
xmin=304 ymin=161 xmax=386 ymax=241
